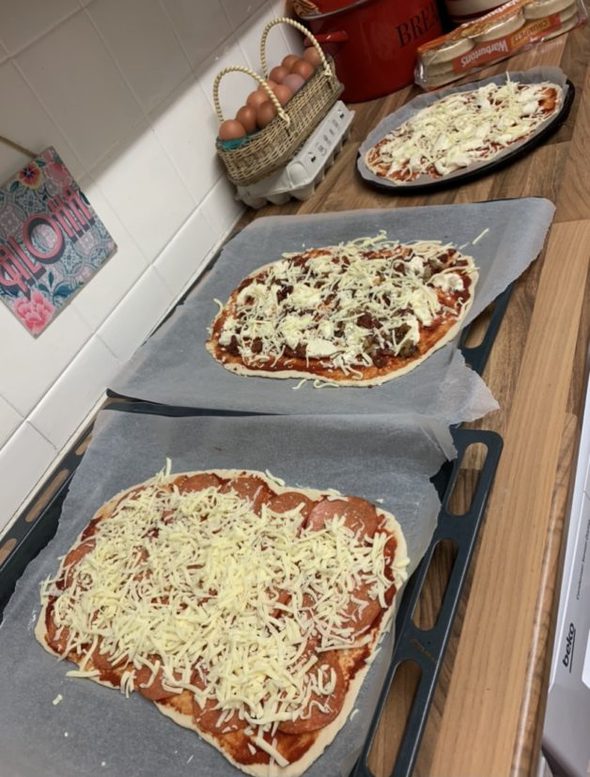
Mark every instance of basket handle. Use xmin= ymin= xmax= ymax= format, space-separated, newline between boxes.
xmin=260 ymin=16 xmax=333 ymax=80
xmin=212 ymin=65 xmax=290 ymax=126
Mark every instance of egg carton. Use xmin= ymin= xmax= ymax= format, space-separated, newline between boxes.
xmin=235 ymin=101 xmax=354 ymax=209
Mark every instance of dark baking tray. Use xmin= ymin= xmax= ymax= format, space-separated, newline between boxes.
xmin=351 ymin=427 xmax=502 ymax=777
xmin=0 ymin=283 xmax=510 ymax=774
xmin=0 ymin=419 xmax=501 ymax=777
xmin=358 ymin=79 xmax=575 ymax=196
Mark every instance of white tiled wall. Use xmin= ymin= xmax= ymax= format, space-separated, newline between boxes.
xmin=0 ymin=0 xmax=299 ymax=534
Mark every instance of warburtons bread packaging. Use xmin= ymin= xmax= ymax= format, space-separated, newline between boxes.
xmin=416 ymin=0 xmax=587 ymax=89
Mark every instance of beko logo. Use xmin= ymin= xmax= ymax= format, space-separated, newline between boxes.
xmin=562 ymin=622 xmax=576 ymax=672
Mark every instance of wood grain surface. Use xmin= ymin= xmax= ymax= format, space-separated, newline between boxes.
xmin=235 ymin=22 xmax=590 ymax=777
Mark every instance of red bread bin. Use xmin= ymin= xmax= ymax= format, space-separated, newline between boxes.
xmin=299 ymin=0 xmax=443 ymax=102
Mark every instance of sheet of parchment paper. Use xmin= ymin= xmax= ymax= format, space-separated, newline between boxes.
xmin=0 ymin=409 xmax=451 ymax=777
xmin=357 ymin=67 xmax=569 ymax=188
xmin=109 ymin=198 xmax=554 ymax=423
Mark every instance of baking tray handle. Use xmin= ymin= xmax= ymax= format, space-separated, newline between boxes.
xmin=350 ymin=428 xmax=503 ymax=777
xmin=460 ymin=282 xmax=514 ymax=375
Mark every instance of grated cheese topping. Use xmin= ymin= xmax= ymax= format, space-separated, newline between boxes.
xmin=41 ymin=470 xmax=408 ymax=738
xmin=210 ymin=233 xmax=476 ymax=379
xmin=366 ymin=80 xmax=563 ymax=182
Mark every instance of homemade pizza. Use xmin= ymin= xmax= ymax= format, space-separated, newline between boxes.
xmin=206 ymin=233 xmax=478 ymax=386
xmin=364 ymin=79 xmax=563 ymax=183
xmin=36 ymin=467 xmax=409 ymax=777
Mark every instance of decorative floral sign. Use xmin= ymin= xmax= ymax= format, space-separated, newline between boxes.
xmin=0 ymin=147 xmax=116 ymax=336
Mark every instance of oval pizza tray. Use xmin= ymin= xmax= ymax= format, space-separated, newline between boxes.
xmin=357 ymin=68 xmax=575 ymax=196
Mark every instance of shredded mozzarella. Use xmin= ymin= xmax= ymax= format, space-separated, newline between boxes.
xmin=211 ymin=233 xmax=476 ymax=378
xmin=366 ymin=80 xmax=562 ymax=182
xmin=252 ymin=735 xmax=289 ymax=767
xmin=42 ymin=470 xmax=409 ymax=741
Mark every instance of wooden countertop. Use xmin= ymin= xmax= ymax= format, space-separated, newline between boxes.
xmin=238 ymin=23 xmax=590 ymax=777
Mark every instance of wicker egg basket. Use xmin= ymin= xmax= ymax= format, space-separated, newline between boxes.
xmin=213 ymin=17 xmax=343 ymax=187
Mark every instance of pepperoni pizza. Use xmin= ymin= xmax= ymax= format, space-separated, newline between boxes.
xmin=364 ymin=80 xmax=563 ymax=184
xmin=207 ymin=234 xmax=478 ymax=386
xmin=36 ymin=468 xmax=409 ymax=776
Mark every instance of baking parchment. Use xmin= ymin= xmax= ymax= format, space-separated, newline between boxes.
xmin=357 ymin=67 xmax=569 ymax=189
xmin=0 ymin=409 xmax=451 ymax=777
xmin=109 ymin=198 xmax=554 ymax=424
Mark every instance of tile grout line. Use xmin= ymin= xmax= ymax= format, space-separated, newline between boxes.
xmin=0 ymin=4 xmax=83 ymax=60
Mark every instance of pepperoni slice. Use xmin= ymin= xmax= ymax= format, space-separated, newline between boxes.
xmin=384 ymin=583 xmax=397 ymax=608
xmin=178 ymin=473 xmax=221 ymax=494
xmin=81 ymin=516 xmax=102 ymax=541
xmin=161 ymin=508 xmax=176 ymax=525
xmin=131 ymin=545 xmax=149 ymax=568
xmin=301 ymin=592 xmax=318 ymax=613
xmin=221 ymin=476 xmax=272 ymax=514
xmin=278 ymin=653 xmax=346 ymax=734
xmin=64 ymin=538 xmax=95 ymax=569
xmin=111 ymin=485 xmax=145 ymax=515
xmin=267 ymin=492 xmax=314 ymax=521
xmin=382 ymin=534 xmax=398 ymax=582
xmin=191 ymin=670 xmax=247 ymax=734
xmin=295 ymin=634 xmax=320 ymax=666
xmin=89 ymin=646 xmax=136 ymax=692
xmin=306 ymin=497 xmax=379 ymax=538
xmin=135 ymin=662 xmax=179 ymax=701
xmin=269 ymin=587 xmax=291 ymax=619
xmin=193 ymin=699 xmax=246 ymax=734
xmin=89 ymin=642 xmax=120 ymax=672
xmin=63 ymin=539 xmax=96 ymax=586
xmin=378 ymin=533 xmax=399 ymax=606
xmin=80 ymin=488 xmax=144 ymax=542
xmin=341 ymin=581 xmax=382 ymax=637
xmin=45 ymin=611 xmax=71 ymax=654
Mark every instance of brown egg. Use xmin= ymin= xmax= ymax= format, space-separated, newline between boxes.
xmin=246 ymin=90 xmax=268 ymax=110
xmin=235 ymin=105 xmax=257 ymax=134
xmin=256 ymin=100 xmax=277 ymax=129
xmin=282 ymin=73 xmax=305 ymax=94
xmin=282 ymin=54 xmax=300 ymax=71
xmin=272 ymin=83 xmax=293 ymax=106
xmin=269 ymin=65 xmax=289 ymax=84
xmin=291 ymin=59 xmax=315 ymax=81
xmin=218 ymin=119 xmax=246 ymax=141
xmin=254 ymin=81 xmax=278 ymax=105
xmin=303 ymin=47 xmax=323 ymax=68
